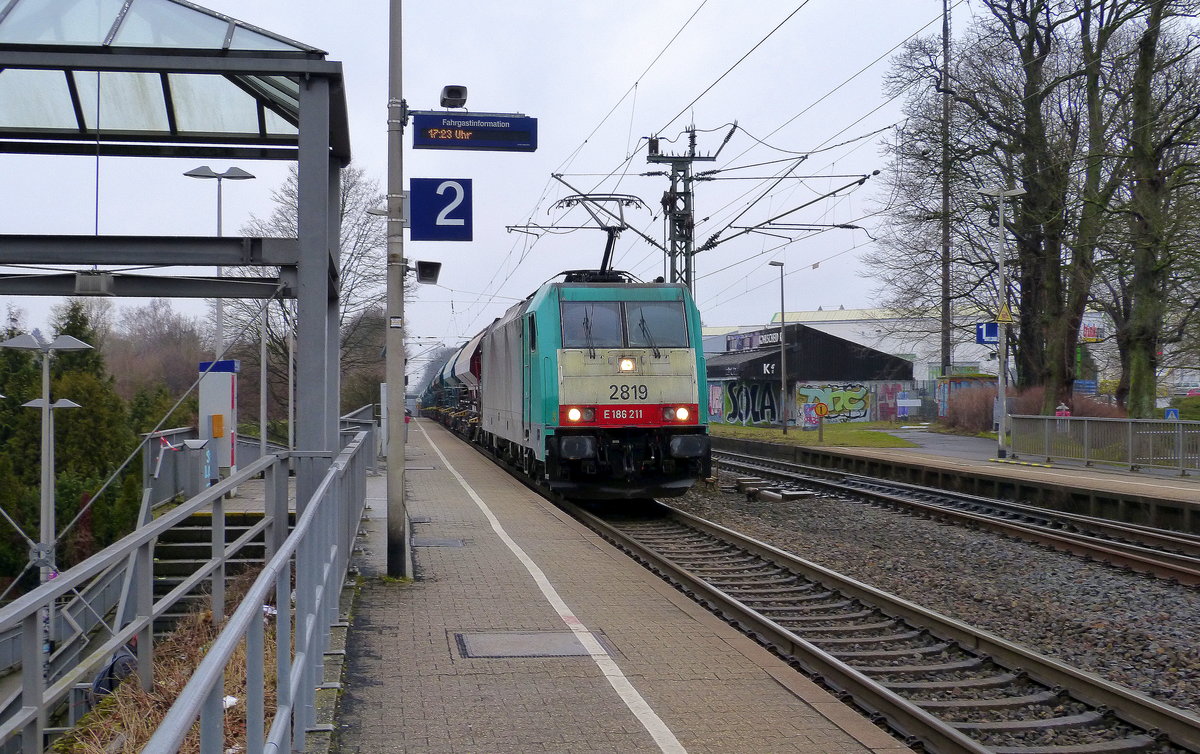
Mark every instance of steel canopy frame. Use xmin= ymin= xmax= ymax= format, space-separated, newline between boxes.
xmin=0 ymin=38 xmax=349 ymax=501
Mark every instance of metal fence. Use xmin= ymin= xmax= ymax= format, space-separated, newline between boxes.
xmin=146 ymin=431 xmax=370 ymax=752
xmin=1010 ymin=414 xmax=1200 ymax=474
xmin=0 ymin=429 xmax=371 ymax=752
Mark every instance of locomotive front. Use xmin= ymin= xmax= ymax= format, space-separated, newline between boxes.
xmin=541 ymin=282 xmax=711 ymax=498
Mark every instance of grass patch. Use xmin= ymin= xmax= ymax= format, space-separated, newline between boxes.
xmin=709 ymin=421 xmax=919 ymax=448
xmin=52 ymin=570 xmax=277 ymax=753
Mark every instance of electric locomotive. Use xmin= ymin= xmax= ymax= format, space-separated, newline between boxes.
xmin=426 ymin=269 xmax=711 ymax=499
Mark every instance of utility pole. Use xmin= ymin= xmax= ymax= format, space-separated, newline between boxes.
xmin=386 ymin=0 xmax=410 ymax=578
xmin=647 ymin=126 xmax=717 ymax=293
xmin=939 ymin=0 xmax=953 ymax=380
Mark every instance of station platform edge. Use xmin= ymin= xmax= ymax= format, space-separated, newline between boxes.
xmin=334 ymin=418 xmax=912 ymax=754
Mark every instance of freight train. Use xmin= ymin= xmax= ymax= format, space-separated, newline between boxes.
xmin=421 ymin=269 xmax=711 ymax=499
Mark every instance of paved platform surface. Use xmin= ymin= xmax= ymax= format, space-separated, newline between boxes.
xmin=835 ymin=429 xmax=1200 ymax=505
xmin=336 ymin=419 xmax=910 ymax=754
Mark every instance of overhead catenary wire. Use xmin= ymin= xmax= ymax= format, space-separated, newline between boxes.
xmin=453 ymin=0 xmax=714 ymax=340
xmin=656 ymin=2 xmax=814 ymax=135
xmin=458 ymin=0 xmax=981 ymax=341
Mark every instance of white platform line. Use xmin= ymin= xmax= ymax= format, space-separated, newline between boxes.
xmin=418 ymin=424 xmax=687 ymax=754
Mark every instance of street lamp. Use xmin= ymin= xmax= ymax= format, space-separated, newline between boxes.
xmin=184 ymin=165 xmax=256 ymax=355
xmin=977 ymin=186 xmax=1025 ymax=458
xmin=768 ymin=261 xmax=788 ymax=435
xmin=0 ymin=330 xmax=90 ymax=676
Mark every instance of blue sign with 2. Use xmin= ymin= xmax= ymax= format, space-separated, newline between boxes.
xmin=410 ymin=178 xmax=472 ymax=242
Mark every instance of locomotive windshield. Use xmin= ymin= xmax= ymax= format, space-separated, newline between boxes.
xmin=561 ymin=302 xmax=623 ymax=348
xmin=625 ymin=301 xmax=689 ymax=348
xmin=560 ymin=300 xmax=689 ymax=348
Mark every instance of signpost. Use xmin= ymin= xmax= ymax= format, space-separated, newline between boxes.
xmin=410 ymin=178 xmax=472 ymax=241
xmin=813 ymin=402 xmax=828 ymax=443
xmin=412 ymin=112 xmax=537 ymax=152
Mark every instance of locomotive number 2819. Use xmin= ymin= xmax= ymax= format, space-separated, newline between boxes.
xmin=609 ymin=384 xmax=649 ymax=401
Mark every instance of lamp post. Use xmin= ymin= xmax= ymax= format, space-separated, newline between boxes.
xmin=0 ymin=331 xmax=90 ymax=677
xmin=977 ymin=186 xmax=1025 ymax=458
xmin=184 ymin=166 xmax=256 ymax=355
xmin=768 ymin=261 xmax=788 ymax=435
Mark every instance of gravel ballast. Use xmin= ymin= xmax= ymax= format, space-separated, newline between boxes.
xmin=670 ymin=474 xmax=1200 ymax=715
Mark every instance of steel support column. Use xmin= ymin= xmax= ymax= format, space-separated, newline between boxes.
xmin=296 ymin=75 xmax=336 ymax=508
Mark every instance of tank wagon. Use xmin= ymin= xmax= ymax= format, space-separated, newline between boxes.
xmin=422 ymin=270 xmax=711 ymax=499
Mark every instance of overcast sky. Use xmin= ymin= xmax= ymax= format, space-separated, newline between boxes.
xmin=0 ymin=0 xmax=972 ymax=378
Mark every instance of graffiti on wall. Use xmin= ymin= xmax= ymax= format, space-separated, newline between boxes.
xmin=719 ymin=380 xmax=781 ymax=425
xmin=709 ymin=381 xmax=909 ymax=424
xmin=708 ymin=384 xmax=724 ymax=419
xmin=795 ymin=384 xmax=870 ymax=422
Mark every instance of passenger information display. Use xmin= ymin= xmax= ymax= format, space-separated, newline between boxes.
xmin=411 ymin=113 xmax=537 ymax=152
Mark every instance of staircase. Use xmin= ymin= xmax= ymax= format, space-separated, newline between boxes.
xmin=151 ymin=511 xmax=293 ymax=632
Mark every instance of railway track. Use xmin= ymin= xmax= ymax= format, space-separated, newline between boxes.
xmin=568 ymin=500 xmax=1200 ymax=754
xmin=713 ymin=450 xmax=1200 ymax=586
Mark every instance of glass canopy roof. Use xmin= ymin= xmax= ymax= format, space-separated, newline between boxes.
xmin=0 ymin=0 xmax=344 ymax=158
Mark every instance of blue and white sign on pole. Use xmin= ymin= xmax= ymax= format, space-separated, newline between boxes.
xmin=410 ymin=178 xmax=472 ymax=241
xmin=975 ymin=322 xmax=999 ymax=345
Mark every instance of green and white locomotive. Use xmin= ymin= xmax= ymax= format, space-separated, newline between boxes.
xmin=424 ymin=269 xmax=711 ymax=499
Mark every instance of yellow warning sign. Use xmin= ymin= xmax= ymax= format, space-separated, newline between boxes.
xmin=996 ymin=304 xmax=1014 ymax=324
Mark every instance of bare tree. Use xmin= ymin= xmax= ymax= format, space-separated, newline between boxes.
xmin=106 ymin=299 xmax=206 ymax=401
xmin=870 ymin=0 xmax=1200 ymax=414
xmin=217 ymin=164 xmax=410 ymax=421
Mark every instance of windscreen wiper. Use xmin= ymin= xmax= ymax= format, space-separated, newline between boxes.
xmin=639 ymin=315 xmax=661 ymax=359
xmin=583 ymin=310 xmax=596 ymax=359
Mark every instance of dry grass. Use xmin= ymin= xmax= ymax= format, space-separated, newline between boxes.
xmin=52 ymin=570 xmax=278 ymax=753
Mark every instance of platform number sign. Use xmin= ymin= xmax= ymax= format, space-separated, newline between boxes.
xmin=410 ymin=178 xmax=472 ymax=241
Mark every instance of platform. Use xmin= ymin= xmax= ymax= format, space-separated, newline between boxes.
xmin=713 ymin=430 xmax=1200 ymax=533
xmin=335 ymin=419 xmax=910 ymax=753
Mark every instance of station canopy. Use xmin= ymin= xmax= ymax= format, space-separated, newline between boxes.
xmin=0 ymin=0 xmax=349 ymax=160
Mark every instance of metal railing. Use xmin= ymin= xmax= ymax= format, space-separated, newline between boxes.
xmin=1011 ymin=414 xmax=1200 ymax=474
xmin=0 ymin=431 xmax=371 ymax=752
xmin=146 ymin=431 xmax=370 ymax=752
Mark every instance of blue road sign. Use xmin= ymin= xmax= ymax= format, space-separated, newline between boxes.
xmin=1073 ymin=379 xmax=1097 ymax=395
xmin=1165 ymin=408 xmax=1180 ymax=420
xmin=412 ymin=113 xmax=537 ymax=152
xmin=410 ymin=178 xmax=472 ymax=241
xmin=975 ymin=322 xmax=999 ymax=345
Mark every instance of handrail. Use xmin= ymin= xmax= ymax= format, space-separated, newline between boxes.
xmin=145 ymin=432 xmax=370 ymax=752
xmin=0 ymin=455 xmax=275 ymax=632
xmin=1010 ymin=414 xmax=1200 ymax=475
xmin=0 ymin=407 xmax=375 ymax=752
xmin=0 ymin=455 xmax=281 ymax=750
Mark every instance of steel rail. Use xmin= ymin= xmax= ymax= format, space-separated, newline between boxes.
xmin=715 ymin=451 xmax=1200 ymax=585
xmin=715 ymin=449 xmax=1200 ymax=554
xmin=434 ymin=425 xmax=1200 ymax=751
xmin=567 ymin=501 xmax=1200 ymax=753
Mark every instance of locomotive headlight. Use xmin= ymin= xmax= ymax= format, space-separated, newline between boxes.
xmin=675 ymin=407 xmax=690 ymax=421
xmin=618 ymin=357 xmax=636 ymax=372
xmin=567 ymin=407 xmax=582 ymax=422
